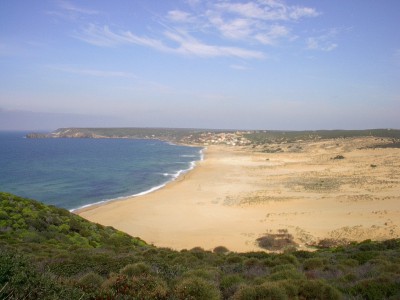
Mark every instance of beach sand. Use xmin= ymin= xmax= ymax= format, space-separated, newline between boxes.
xmin=77 ymin=137 xmax=400 ymax=252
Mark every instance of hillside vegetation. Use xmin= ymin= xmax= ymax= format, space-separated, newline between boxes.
xmin=1 ymin=192 xmax=400 ymax=299
xmin=26 ymin=128 xmax=400 ymax=149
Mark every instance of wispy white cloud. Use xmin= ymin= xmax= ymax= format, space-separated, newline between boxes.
xmin=50 ymin=65 xmax=134 ymax=77
xmin=230 ymin=64 xmax=251 ymax=71
xmin=72 ymin=0 xmax=321 ymax=60
xmin=167 ymin=10 xmax=194 ymax=23
xmin=306 ymin=29 xmax=339 ymax=52
xmin=167 ymin=0 xmax=318 ymax=46
xmin=47 ymin=0 xmax=99 ymax=22
xmin=213 ymin=0 xmax=319 ymax=21
xmin=75 ymin=24 xmax=265 ymax=59
xmin=58 ymin=0 xmax=99 ymax=15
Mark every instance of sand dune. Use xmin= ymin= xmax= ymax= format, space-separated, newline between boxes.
xmin=77 ymin=137 xmax=400 ymax=252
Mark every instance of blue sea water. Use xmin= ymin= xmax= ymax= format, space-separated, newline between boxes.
xmin=0 ymin=131 xmax=202 ymax=210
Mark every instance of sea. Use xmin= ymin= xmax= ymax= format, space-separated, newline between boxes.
xmin=0 ymin=131 xmax=203 ymax=211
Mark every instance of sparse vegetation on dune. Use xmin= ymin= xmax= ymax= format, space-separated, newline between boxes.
xmin=1 ymin=192 xmax=400 ymax=299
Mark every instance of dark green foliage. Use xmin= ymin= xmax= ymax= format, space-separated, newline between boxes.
xmin=174 ymin=276 xmax=221 ymax=299
xmin=233 ymin=282 xmax=289 ymax=300
xmin=297 ymin=279 xmax=342 ymax=300
xmin=349 ymin=275 xmax=400 ymax=299
xmin=220 ymin=274 xmax=243 ymax=299
xmin=213 ymin=245 xmax=230 ymax=254
xmin=1 ymin=192 xmax=400 ymax=299
xmin=303 ymin=257 xmax=326 ymax=270
xmin=120 ymin=262 xmax=152 ymax=277
xmin=77 ymin=271 xmax=104 ymax=293
xmin=99 ymin=274 xmax=168 ymax=299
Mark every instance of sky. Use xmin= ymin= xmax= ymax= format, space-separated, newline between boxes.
xmin=0 ymin=0 xmax=399 ymax=131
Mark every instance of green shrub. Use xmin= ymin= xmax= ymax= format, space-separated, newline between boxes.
xmin=349 ymin=275 xmax=400 ymax=299
xmin=130 ymin=275 xmax=168 ymax=299
xmin=220 ymin=274 xmax=243 ymax=299
xmin=233 ymin=282 xmax=288 ymax=300
xmin=277 ymin=280 xmax=300 ymax=298
xmin=270 ymin=263 xmax=296 ymax=274
xmin=120 ymin=262 xmax=151 ymax=277
xmin=183 ymin=268 xmax=220 ymax=282
xmin=227 ymin=255 xmax=244 ymax=264
xmin=303 ymin=257 xmax=325 ymax=270
xmin=298 ymin=279 xmax=342 ymax=300
xmin=269 ymin=269 xmax=305 ymax=281
xmin=351 ymin=251 xmax=379 ymax=264
xmin=100 ymin=274 xmax=168 ymax=299
xmin=77 ymin=271 xmax=103 ymax=293
xmin=213 ymin=246 xmax=230 ymax=254
xmin=174 ymin=276 xmax=221 ymax=300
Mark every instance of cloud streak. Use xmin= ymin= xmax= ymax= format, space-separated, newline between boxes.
xmin=306 ymin=29 xmax=339 ymax=52
xmin=75 ymin=24 xmax=265 ymax=59
xmin=72 ymin=0 xmax=322 ymax=59
xmin=50 ymin=65 xmax=134 ymax=77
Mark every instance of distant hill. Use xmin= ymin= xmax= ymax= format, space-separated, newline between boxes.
xmin=1 ymin=192 xmax=400 ymax=299
xmin=26 ymin=127 xmax=400 ymax=148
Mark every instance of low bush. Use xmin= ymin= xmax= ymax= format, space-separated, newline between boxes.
xmin=298 ymin=279 xmax=342 ymax=300
xmin=349 ymin=275 xmax=400 ymax=299
xmin=120 ymin=262 xmax=151 ymax=277
xmin=233 ymin=282 xmax=288 ymax=300
xmin=77 ymin=271 xmax=104 ymax=293
xmin=303 ymin=257 xmax=325 ymax=270
xmin=220 ymin=274 xmax=243 ymax=299
xmin=174 ymin=276 xmax=221 ymax=300
xmin=213 ymin=246 xmax=230 ymax=254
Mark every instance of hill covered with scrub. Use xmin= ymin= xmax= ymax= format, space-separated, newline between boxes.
xmin=1 ymin=192 xmax=400 ymax=299
xmin=26 ymin=128 xmax=400 ymax=149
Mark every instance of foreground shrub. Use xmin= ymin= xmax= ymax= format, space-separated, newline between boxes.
xmin=349 ymin=275 xmax=400 ymax=299
xmin=100 ymin=274 xmax=168 ymax=299
xmin=220 ymin=274 xmax=244 ymax=299
xmin=174 ymin=276 xmax=221 ymax=300
xmin=182 ymin=268 xmax=220 ymax=282
xmin=77 ymin=271 xmax=103 ymax=293
xmin=120 ymin=262 xmax=151 ymax=277
xmin=303 ymin=257 xmax=325 ymax=270
xmin=233 ymin=282 xmax=288 ymax=300
xmin=298 ymin=279 xmax=342 ymax=300
xmin=269 ymin=269 xmax=305 ymax=281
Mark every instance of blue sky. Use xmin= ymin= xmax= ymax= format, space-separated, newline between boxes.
xmin=0 ymin=0 xmax=399 ymax=130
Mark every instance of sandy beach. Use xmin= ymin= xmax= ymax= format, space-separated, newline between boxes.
xmin=77 ymin=137 xmax=400 ymax=252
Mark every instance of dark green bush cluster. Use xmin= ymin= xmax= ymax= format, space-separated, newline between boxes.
xmin=1 ymin=192 xmax=400 ymax=299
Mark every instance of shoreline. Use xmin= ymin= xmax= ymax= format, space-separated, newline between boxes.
xmin=78 ymin=138 xmax=400 ymax=252
xmin=73 ymin=147 xmax=205 ymax=213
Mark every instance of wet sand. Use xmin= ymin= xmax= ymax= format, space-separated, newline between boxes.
xmin=77 ymin=137 xmax=400 ymax=252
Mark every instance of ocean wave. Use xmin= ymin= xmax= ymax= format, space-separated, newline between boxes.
xmin=71 ymin=151 xmax=204 ymax=212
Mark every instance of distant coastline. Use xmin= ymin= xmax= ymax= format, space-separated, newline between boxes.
xmin=26 ymin=127 xmax=400 ymax=149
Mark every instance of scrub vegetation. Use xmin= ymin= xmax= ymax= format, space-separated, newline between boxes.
xmin=1 ymin=192 xmax=400 ymax=299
